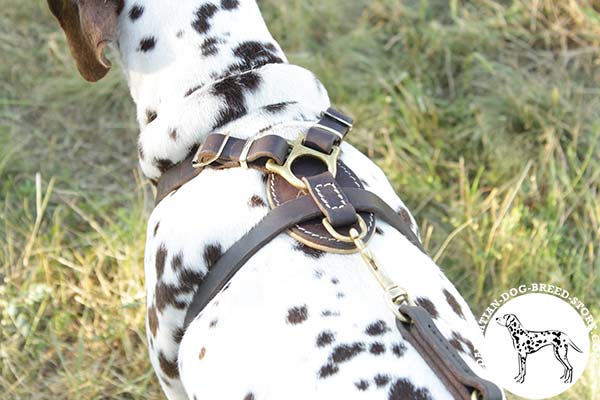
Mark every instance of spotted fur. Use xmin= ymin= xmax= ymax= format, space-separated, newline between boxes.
xmin=64 ymin=1 xmax=510 ymax=399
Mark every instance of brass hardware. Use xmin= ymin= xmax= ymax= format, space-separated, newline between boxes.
xmin=349 ymin=227 xmax=414 ymax=323
xmin=471 ymin=391 xmax=481 ymax=400
xmin=322 ymin=215 xmax=367 ymax=243
xmin=192 ymin=133 xmax=230 ymax=169
xmin=265 ymin=136 xmax=340 ymax=190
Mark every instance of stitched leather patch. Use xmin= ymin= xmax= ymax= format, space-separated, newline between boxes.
xmin=267 ymin=160 xmax=375 ymax=253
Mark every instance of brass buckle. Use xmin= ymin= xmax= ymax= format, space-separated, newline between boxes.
xmin=192 ymin=134 xmax=230 ymax=169
xmin=265 ymin=136 xmax=340 ymax=191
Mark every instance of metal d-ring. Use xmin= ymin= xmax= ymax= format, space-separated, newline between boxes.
xmin=321 ymin=215 xmax=368 ymax=243
xmin=265 ymin=136 xmax=340 ymax=191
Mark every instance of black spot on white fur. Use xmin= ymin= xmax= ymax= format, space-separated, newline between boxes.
xmin=263 ymin=101 xmax=296 ymax=114
xmin=365 ymin=320 xmax=389 ymax=336
xmin=318 ymin=363 xmax=339 ymax=378
xmin=148 ymin=305 xmax=158 ymax=336
xmin=286 ymin=305 xmax=308 ymax=325
xmin=173 ymin=327 xmax=184 ymax=344
xmin=374 ymin=374 xmax=391 ymax=387
xmin=355 ymin=380 xmax=369 ymax=391
xmin=129 ymin=4 xmax=143 ymax=20
xmin=316 ymin=331 xmax=335 ymax=347
xmin=139 ymin=36 xmax=156 ymax=52
xmin=294 ymin=242 xmax=325 ymax=259
xmin=155 ymin=158 xmax=174 ymax=174
xmin=318 ymin=342 xmax=365 ymax=378
xmin=192 ymin=3 xmax=219 ymax=34
xmin=203 ymin=244 xmax=223 ymax=269
xmin=415 ymin=297 xmax=439 ymax=319
xmin=388 ymin=378 xmax=433 ymax=400
xmin=201 ymin=36 xmax=223 ymax=57
xmin=211 ymin=72 xmax=262 ymax=129
xmin=369 ymin=342 xmax=385 ymax=355
xmin=155 ymin=244 xmax=167 ymax=279
xmin=248 ymin=195 xmax=266 ymax=208
xmin=158 ymin=351 xmax=179 ymax=379
xmin=391 ymin=342 xmax=407 ymax=357
xmin=444 ymin=288 xmax=465 ymax=319
xmin=185 ymin=84 xmax=204 ymax=97
xmin=221 ymin=0 xmax=240 ymax=10
xmin=226 ymin=41 xmax=284 ymax=76
xmin=243 ymin=393 xmax=254 ymax=400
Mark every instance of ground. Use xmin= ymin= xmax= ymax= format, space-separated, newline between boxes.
xmin=1 ymin=0 xmax=599 ymax=399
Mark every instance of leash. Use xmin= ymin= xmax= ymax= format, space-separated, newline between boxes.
xmin=155 ymin=108 xmax=503 ymax=400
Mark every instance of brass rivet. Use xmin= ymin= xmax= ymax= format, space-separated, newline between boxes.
xmin=199 ymin=347 xmax=206 ymax=360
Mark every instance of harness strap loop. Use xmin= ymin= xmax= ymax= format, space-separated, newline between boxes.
xmin=303 ymin=171 xmax=358 ymax=228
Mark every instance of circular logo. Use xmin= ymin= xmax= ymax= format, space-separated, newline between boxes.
xmin=481 ymin=293 xmax=590 ymax=399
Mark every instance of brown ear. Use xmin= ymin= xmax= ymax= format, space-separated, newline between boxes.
xmin=47 ymin=0 xmax=121 ymax=82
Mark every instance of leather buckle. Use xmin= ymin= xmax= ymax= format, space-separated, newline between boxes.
xmin=192 ymin=133 xmax=230 ymax=169
xmin=265 ymin=136 xmax=340 ymax=190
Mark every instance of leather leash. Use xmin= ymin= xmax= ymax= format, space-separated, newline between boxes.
xmin=155 ymin=108 xmax=503 ymax=400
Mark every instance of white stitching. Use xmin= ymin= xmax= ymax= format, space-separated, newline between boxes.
xmin=269 ymin=164 xmax=374 ymax=243
xmin=313 ymin=182 xmax=347 ymax=210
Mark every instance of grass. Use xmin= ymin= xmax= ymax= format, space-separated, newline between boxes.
xmin=1 ymin=0 xmax=599 ymax=398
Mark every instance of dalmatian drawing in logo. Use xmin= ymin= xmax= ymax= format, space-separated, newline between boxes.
xmin=496 ymin=313 xmax=583 ymax=384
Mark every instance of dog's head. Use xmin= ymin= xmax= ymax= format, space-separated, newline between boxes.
xmin=496 ymin=313 xmax=520 ymax=328
xmin=47 ymin=0 xmax=123 ymax=82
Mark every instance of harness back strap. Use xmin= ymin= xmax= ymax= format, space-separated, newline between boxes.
xmin=397 ymin=305 xmax=504 ymax=400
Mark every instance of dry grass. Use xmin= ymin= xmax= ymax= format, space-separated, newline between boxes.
xmin=1 ymin=0 xmax=599 ymax=399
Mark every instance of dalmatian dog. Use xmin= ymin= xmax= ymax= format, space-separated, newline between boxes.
xmin=47 ymin=1 xmax=502 ymax=399
xmin=496 ymin=314 xmax=583 ymax=384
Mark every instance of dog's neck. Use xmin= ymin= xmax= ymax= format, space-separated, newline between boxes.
xmin=113 ymin=0 xmax=330 ymax=180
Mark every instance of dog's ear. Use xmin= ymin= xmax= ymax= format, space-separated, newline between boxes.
xmin=47 ymin=0 xmax=122 ymax=82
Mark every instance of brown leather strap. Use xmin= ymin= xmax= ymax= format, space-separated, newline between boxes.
xmin=155 ymin=134 xmax=290 ymax=205
xmin=155 ymin=154 xmax=201 ymax=205
xmin=155 ymin=108 xmax=352 ymax=205
xmin=183 ymin=187 xmax=424 ymax=328
xmin=303 ymin=108 xmax=353 ymax=154
xmin=397 ymin=306 xmax=504 ymax=400
xmin=303 ymin=171 xmax=358 ymax=228
xmin=195 ymin=133 xmax=290 ymax=170
xmin=268 ymin=164 xmax=376 ymax=253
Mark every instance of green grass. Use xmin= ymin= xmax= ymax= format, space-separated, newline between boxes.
xmin=1 ymin=0 xmax=599 ymax=398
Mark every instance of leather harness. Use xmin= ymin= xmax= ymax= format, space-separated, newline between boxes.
xmin=155 ymin=108 xmax=503 ymax=400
